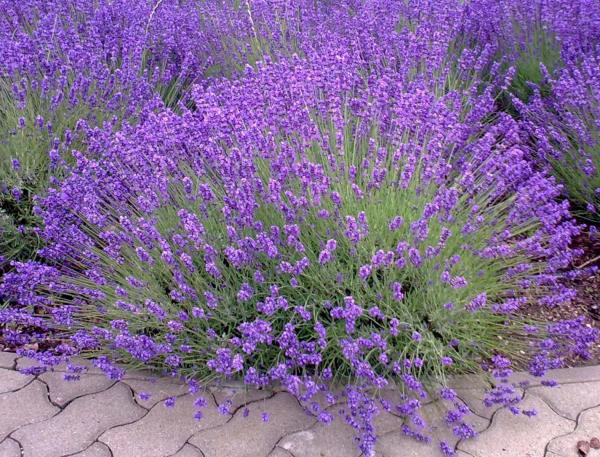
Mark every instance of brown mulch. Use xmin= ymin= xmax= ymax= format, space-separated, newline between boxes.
xmin=521 ymin=229 xmax=600 ymax=366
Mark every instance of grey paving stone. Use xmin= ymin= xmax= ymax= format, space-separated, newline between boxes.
xmin=458 ymin=394 xmax=574 ymax=457
xmin=70 ymin=442 xmax=112 ymax=457
xmin=378 ymin=385 xmax=435 ymax=408
xmin=189 ymin=392 xmax=315 ymax=457
xmin=508 ymin=365 xmax=600 ymax=387
xmin=39 ymin=371 xmax=114 ymax=406
xmin=171 ymin=443 xmax=205 ymax=457
xmin=279 ymin=416 xmax=360 ymax=457
xmin=447 ymin=373 xmax=492 ymax=391
xmin=0 ymin=380 xmax=59 ymax=441
xmin=121 ymin=376 xmax=189 ymax=408
xmin=122 ymin=367 xmax=162 ymax=380
xmin=528 ymin=381 xmax=600 ymax=421
xmin=0 ymin=368 xmax=33 ymax=393
xmin=546 ymin=405 xmax=600 ymax=456
xmin=0 ymin=352 xmax=17 ymax=369
xmin=0 ymin=438 xmax=21 ymax=457
xmin=210 ymin=385 xmax=273 ymax=412
xmin=16 ymin=357 xmax=103 ymax=375
xmin=100 ymin=393 xmax=227 ymax=457
xmin=455 ymin=387 xmax=524 ymax=419
xmin=12 ymin=382 xmax=145 ymax=457
xmin=278 ymin=398 xmax=405 ymax=457
xmin=268 ymin=447 xmax=294 ymax=457
xmin=376 ymin=400 xmax=489 ymax=457
xmin=374 ymin=409 xmax=406 ymax=435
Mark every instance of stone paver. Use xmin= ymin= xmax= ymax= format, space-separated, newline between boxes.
xmin=100 ymin=393 xmax=227 ymax=457
xmin=0 ymin=368 xmax=33 ymax=393
xmin=459 ymin=394 xmax=574 ymax=457
xmin=528 ymin=381 xmax=600 ymax=421
xmin=0 ymin=438 xmax=21 ymax=457
xmin=279 ymin=405 xmax=405 ymax=457
xmin=189 ymin=392 xmax=315 ymax=457
xmin=172 ymin=443 xmax=205 ymax=457
xmin=70 ymin=442 xmax=112 ymax=457
xmin=268 ymin=448 xmax=294 ymax=457
xmin=0 ymin=380 xmax=59 ymax=441
xmin=0 ymin=352 xmax=17 ymax=369
xmin=280 ymin=419 xmax=360 ymax=457
xmin=121 ymin=376 xmax=188 ymax=408
xmin=508 ymin=365 xmax=600 ymax=387
xmin=12 ymin=383 xmax=145 ymax=457
xmin=455 ymin=387 xmax=524 ymax=420
xmin=39 ymin=371 xmax=114 ymax=406
xmin=211 ymin=385 xmax=274 ymax=412
xmin=376 ymin=400 xmax=489 ymax=457
xmin=1 ymin=351 xmax=600 ymax=457
xmin=546 ymin=405 xmax=600 ymax=457
xmin=16 ymin=356 xmax=103 ymax=375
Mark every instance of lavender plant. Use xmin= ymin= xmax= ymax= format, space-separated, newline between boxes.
xmin=0 ymin=1 xmax=598 ymax=455
xmin=3 ymin=45 xmax=595 ymax=455
xmin=0 ymin=0 xmax=324 ymax=265
xmin=516 ymin=51 xmax=600 ymax=222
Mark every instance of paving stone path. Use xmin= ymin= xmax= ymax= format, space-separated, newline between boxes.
xmin=1 ymin=351 xmax=599 ymax=457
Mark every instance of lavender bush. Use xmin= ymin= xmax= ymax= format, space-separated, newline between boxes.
xmin=1 ymin=1 xmax=599 ymax=455
xmin=461 ymin=0 xmax=600 ymax=221
xmin=515 ymin=51 xmax=600 ymax=222
xmin=0 ymin=0 xmax=336 ymax=265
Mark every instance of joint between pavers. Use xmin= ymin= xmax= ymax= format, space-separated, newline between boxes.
xmin=38 ymin=374 xmax=120 ymax=410
xmin=182 ymin=435 xmax=206 ymax=457
xmin=62 ymin=440 xmax=110 ymax=457
xmin=455 ymin=401 xmax=502 ymax=454
xmin=97 ymin=398 xmax=153 ymax=446
xmin=0 ymin=375 xmax=36 ymax=395
xmin=35 ymin=376 xmax=65 ymax=410
xmin=543 ymin=402 xmax=600 ymax=455
xmin=7 ymin=434 xmax=24 ymax=457
xmin=525 ymin=389 xmax=577 ymax=424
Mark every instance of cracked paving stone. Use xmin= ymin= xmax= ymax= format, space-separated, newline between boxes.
xmin=69 ymin=442 xmax=112 ymax=457
xmin=0 ymin=380 xmax=59 ymax=441
xmin=546 ymin=405 xmax=600 ymax=456
xmin=0 ymin=352 xmax=17 ymax=369
xmin=458 ymin=394 xmax=574 ymax=457
xmin=12 ymin=382 xmax=145 ymax=457
xmin=0 ymin=438 xmax=21 ymax=457
xmin=0 ymin=368 xmax=33 ymax=393
xmin=121 ymin=376 xmax=188 ymax=408
xmin=171 ymin=443 xmax=205 ymax=457
xmin=100 ymin=393 xmax=227 ymax=457
xmin=376 ymin=400 xmax=489 ymax=457
xmin=39 ymin=371 xmax=114 ymax=407
xmin=528 ymin=381 xmax=600 ymax=421
xmin=189 ymin=392 xmax=314 ymax=457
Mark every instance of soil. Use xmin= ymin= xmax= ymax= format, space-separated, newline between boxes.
xmin=521 ymin=229 xmax=600 ymax=366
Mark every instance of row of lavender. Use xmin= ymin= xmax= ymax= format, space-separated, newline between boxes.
xmin=1 ymin=1 xmax=599 ymax=455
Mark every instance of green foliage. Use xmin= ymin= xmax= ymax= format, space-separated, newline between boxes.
xmin=510 ymin=24 xmax=561 ymax=103
xmin=69 ymin=107 xmax=545 ymax=384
